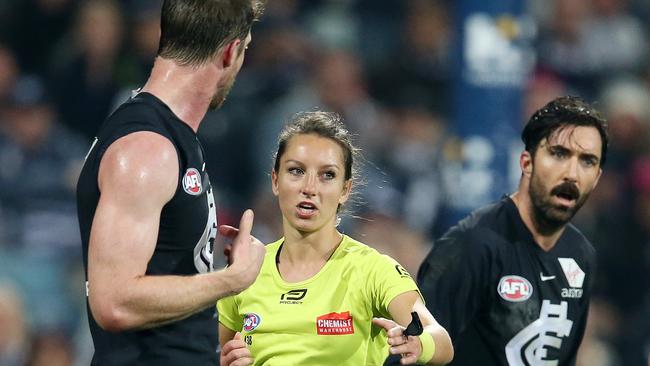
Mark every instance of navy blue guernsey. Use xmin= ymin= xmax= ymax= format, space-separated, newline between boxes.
xmin=77 ymin=92 xmax=218 ymax=365
xmin=417 ymin=197 xmax=595 ymax=366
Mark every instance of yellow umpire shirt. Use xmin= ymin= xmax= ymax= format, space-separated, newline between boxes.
xmin=217 ymin=235 xmax=420 ymax=365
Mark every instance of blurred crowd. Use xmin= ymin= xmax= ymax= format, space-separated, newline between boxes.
xmin=0 ymin=0 xmax=648 ymax=365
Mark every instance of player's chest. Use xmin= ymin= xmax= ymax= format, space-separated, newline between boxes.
xmin=492 ymin=247 xmax=587 ymax=303
xmin=483 ymin=251 xmax=589 ymax=363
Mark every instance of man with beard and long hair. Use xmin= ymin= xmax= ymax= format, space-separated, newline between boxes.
xmin=412 ymin=96 xmax=608 ymax=366
xmin=76 ymin=1 xmax=267 ymax=365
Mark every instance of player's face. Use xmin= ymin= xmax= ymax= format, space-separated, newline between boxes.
xmin=527 ymin=125 xmax=603 ymax=228
xmin=272 ymin=134 xmax=351 ymax=234
xmin=210 ymin=32 xmax=251 ymax=110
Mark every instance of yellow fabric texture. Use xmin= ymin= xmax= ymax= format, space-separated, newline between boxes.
xmin=217 ymin=235 xmax=419 ymax=365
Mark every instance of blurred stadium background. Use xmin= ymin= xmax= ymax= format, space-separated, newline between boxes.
xmin=0 ymin=0 xmax=648 ymax=365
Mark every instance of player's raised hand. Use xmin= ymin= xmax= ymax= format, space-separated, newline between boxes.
xmin=220 ymin=332 xmax=253 ymax=366
xmin=219 ymin=209 xmax=265 ymax=293
xmin=373 ymin=317 xmax=423 ymax=365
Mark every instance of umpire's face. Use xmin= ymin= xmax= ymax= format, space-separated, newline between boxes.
xmin=272 ymin=134 xmax=351 ymax=235
xmin=524 ymin=125 xmax=603 ymax=227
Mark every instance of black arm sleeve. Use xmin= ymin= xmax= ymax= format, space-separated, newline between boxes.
xmin=417 ymin=227 xmax=493 ymax=340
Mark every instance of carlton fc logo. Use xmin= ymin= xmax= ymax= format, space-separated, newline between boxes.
xmin=182 ymin=168 xmax=202 ymax=195
xmin=498 ymin=275 xmax=533 ymax=302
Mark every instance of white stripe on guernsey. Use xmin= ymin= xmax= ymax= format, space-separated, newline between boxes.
xmin=84 ymin=138 xmax=98 ymax=162
xmin=558 ymin=258 xmax=585 ymax=288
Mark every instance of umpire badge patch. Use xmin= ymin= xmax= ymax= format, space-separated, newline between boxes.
xmin=243 ymin=313 xmax=261 ymax=332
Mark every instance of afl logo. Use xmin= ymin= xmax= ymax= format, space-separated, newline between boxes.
xmin=182 ymin=168 xmax=202 ymax=195
xmin=243 ymin=313 xmax=261 ymax=332
xmin=498 ymin=275 xmax=533 ymax=302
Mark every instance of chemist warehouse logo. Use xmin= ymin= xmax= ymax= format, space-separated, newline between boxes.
xmin=182 ymin=168 xmax=202 ymax=195
xmin=498 ymin=275 xmax=533 ymax=302
xmin=316 ymin=311 xmax=354 ymax=335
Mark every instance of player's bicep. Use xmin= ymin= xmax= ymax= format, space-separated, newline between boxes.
xmin=88 ymin=132 xmax=178 ymax=301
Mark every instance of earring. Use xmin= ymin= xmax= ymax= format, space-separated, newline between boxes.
xmin=335 ymin=216 xmax=342 ymax=227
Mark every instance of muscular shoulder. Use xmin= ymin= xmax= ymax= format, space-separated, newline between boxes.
xmin=98 ymin=131 xmax=179 ymax=204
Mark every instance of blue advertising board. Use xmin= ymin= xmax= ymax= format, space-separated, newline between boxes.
xmin=441 ymin=0 xmax=535 ymax=227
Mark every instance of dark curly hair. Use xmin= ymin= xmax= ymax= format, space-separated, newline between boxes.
xmin=523 ymin=96 xmax=609 ymax=166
